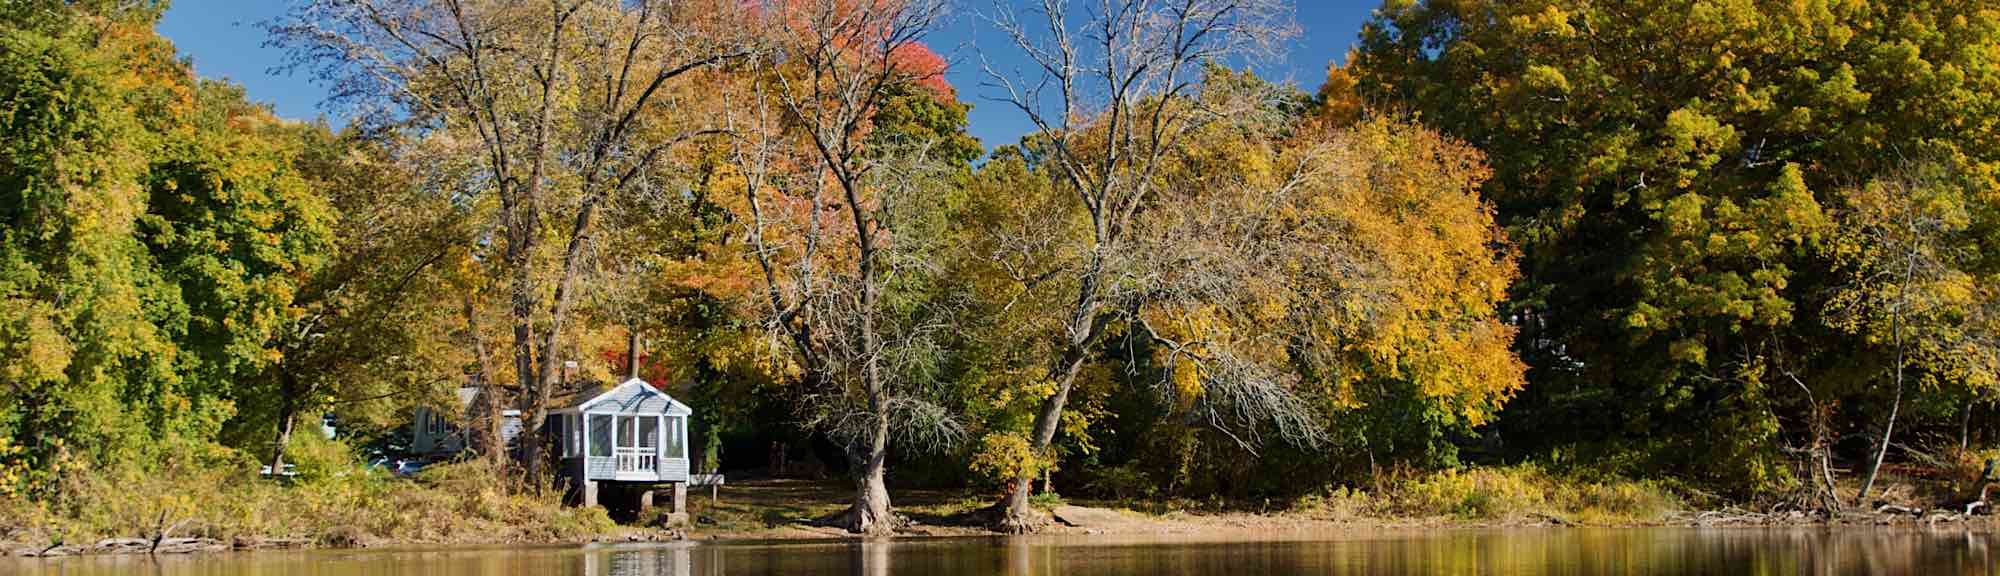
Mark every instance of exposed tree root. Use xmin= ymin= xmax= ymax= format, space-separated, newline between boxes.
xmin=811 ymin=505 xmax=904 ymax=536
xmin=962 ymin=499 xmax=1055 ymax=534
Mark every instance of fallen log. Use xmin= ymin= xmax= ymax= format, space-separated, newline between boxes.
xmin=1874 ymin=504 xmax=1924 ymax=516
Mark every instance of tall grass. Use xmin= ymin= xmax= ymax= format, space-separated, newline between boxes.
xmin=1293 ymin=465 xmax=1681 ymax=525
xmin=2 ymin=434 xmax=613 ymax=549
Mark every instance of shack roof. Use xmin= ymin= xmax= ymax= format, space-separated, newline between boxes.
xmin=558 ymin=377 xmax=692 ymax=416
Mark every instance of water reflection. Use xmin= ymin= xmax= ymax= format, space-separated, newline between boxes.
xmin=7 ymin=528 xmax=1999 ymax=575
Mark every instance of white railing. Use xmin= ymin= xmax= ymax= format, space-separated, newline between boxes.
xmin=615 ymin=447 xmax=656 ymax=473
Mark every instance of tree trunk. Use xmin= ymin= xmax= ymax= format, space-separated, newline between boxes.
xmin=268 ymin=404 xmax=296 ymax=478
xmin=994 ymin=255 xmax=1105 ymax=532
xmin=1857 ymin=356 xmax=1907 ymax=506
xmin=465 ymin=294 xmax=506 ymax=472
xmin=1804 ymin=406 xmax=1841 ymax=512
xmin=835 ymin=142 xmax=895 ymax=535
xmin=1858 ymin=246 xmax=1919 ymax=507
xmin=1856 ymin=384 xmax=1903 ymax=506
xmin=505 ymin=5 xmax=567 ymax=495
xmin=995 ymin=350 xmax=1090 ymax=532
xmin=843 ymin=291 xmax=895 ymax=534
xmin=514 ymin=317 xmax=545 ymax=491
xmin=1962 ymin=400 xmax=1975 ymax=456
xmin=846 ymin=414 xmax=896 ymax=535
xmin=268 ymin=369 xmax=303 ymax=478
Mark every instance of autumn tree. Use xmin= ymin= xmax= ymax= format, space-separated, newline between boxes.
xmin=231 ymin=128 xmax=473 ymax=474
xmin=1353 ymin=0 xmax=2000 ymax=493
xmin=956 ymin=63 xmax=1524 ymax=498
xmin=276 ymin=0 xmax=756 ymax=484
xmin=1 ymin=3 xmax=365 ymax=502
xmin=1825 ymin=159 xmax=2000 ymax=506
xmin=723 ymin=0 xmax=970 ymax=534
xmin=975 ymin=0 xmax=1300 ymax=530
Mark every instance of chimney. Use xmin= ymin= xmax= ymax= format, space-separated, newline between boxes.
xmin=626 ymin=327 xmax=642 ymax=381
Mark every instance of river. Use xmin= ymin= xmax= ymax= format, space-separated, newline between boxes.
xmin=7 ymin=528 xmax=1998 ymax=575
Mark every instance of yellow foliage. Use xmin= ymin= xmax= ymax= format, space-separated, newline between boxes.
xmin=1303 ymin=117 xmax=1527 ymax=420
xmin=967 ymin=432 xmax=1052 ymax=489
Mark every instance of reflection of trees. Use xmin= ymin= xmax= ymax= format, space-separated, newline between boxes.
xmin=1327 ymin=529 xmax=2000 ymax=576
xmin=1332 ymin=529 xmax=1997 ymax=576
xmin=583 ymin=544 xmax=708 ymax=576
xmin=556 ymin=531 xmax=1995 ymax=576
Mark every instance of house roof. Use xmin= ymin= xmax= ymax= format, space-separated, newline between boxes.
xmin=453 ymin=384 xmax=526 ymax=419
xmin=455 ymin=385 xmax=513 ymax=418
xmin=565 ymin=377 xmax=692 ymax=416
xmin=455 ymin=386 xmax=480 ymax=408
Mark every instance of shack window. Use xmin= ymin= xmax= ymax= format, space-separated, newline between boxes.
xmin=588 ymin=414 xmax=612 ymax=458
xmin=570 ymin=414 xmax=582 ymax=456
xmin=664 ymin=416 xmax=685 ymax=459
xmin=638 ymin=416 xmax=658 ymax=449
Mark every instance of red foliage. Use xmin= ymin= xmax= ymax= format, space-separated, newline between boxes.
xmin=761 ymin=0 xmax=956 ymax=100
xmin=600 ymin=349 xmax=677 ymax=385
xmin=889 ymin=42 xmax=953 ymax=100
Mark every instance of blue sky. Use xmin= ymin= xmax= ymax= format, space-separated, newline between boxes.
xmin=158 ymin=0 xmax=1378 ymax=149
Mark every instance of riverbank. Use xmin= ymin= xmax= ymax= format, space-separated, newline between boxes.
xmin=674 ymin=475 xmax=1998 ymax=542
xmin=0 ymin=459 xmax=615 ymax=557
xmin=6 ymin=466 xmax=1994 ymax=558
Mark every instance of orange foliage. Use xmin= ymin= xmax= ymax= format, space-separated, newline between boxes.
xmin=889 ymin=42 xmax=953 ymax=99
xmin=1315 ymin=54 xmax=1363 ymax=128
xmin=766 ymin=0 xmax=956 ymax=101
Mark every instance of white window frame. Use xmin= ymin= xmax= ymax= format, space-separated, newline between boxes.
xmin=612 ymin=414 xmax=658 ymax=475
xmin=663 ymin=415 xmax=687 ymax=459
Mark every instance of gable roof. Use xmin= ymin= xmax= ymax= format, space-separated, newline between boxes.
xmin=569 ymin=377 xmax=692 ymax=416
xmin=455 ymin=385 xmax=522 ymax=419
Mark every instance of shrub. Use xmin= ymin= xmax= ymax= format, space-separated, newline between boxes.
xmin=1290 ymin=485 xmax=1372 ymax=520
xmin=1383 ymin=465 xmax=1679 ymax=523
xmin=967 ymin=432 xmax=1050 ymax=490
xmin=1085 ymin=463 xmax=1157 ymax=501
xmin=1029 ymin=491 xmax=1066 ymax=510
xmin=285 ymin=432 xmax=365 ymax=485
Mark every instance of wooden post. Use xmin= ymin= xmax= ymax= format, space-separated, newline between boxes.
xmin=582 ymin=480 xmax=599 ymax=508
xmin=668 ymin=482 xmax=689 ymax=526
xmin=640 ymin=489 xmax=655 ymax=514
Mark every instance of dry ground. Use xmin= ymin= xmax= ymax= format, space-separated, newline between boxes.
xmin=676 ymin=478 xmax=1472 ymax=541
xmin=665 ymin=475 xmax=1999 ymax=543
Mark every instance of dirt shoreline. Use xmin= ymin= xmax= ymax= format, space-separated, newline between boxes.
xmin=9 ymin=478 xmax=1995 ymax=558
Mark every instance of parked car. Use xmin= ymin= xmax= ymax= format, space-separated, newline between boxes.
xmin=367 ymin=457 xmax=430 ymax=478
xmin=395 ymin=459 xmax=429 ymax=477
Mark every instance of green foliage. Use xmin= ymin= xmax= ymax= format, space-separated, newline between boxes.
xmin=1825 ymin=160 xmax=2000 ymax=394
xmin=1083 ymin=463 xmax=1157 ymax=502
xmin=0 ymin=1 xmax=438 ymax=503
xmin=1028 ymin=491 xmax=1066 ymax=511
xmin=1354 ymin=0 xmax=2000 ymax=497
xmin=867 ymin=83 xmax=982 ymax=167
xmin=283 ymin=432 xmax=359 ymax=485
xmin=0 ymin=3 xmax=222 ymax=488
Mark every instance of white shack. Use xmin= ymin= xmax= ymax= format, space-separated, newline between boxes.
xmin=548 ymin=377 xmax=695 ymax=517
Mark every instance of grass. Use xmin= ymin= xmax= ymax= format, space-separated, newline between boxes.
xmin=676 ymin=478 xmax=999 ymax=535
xmin=1290 ymin=465 xmax=1682 ymax=525
xmin=1 ymin=436 xmax=615 ymax=550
